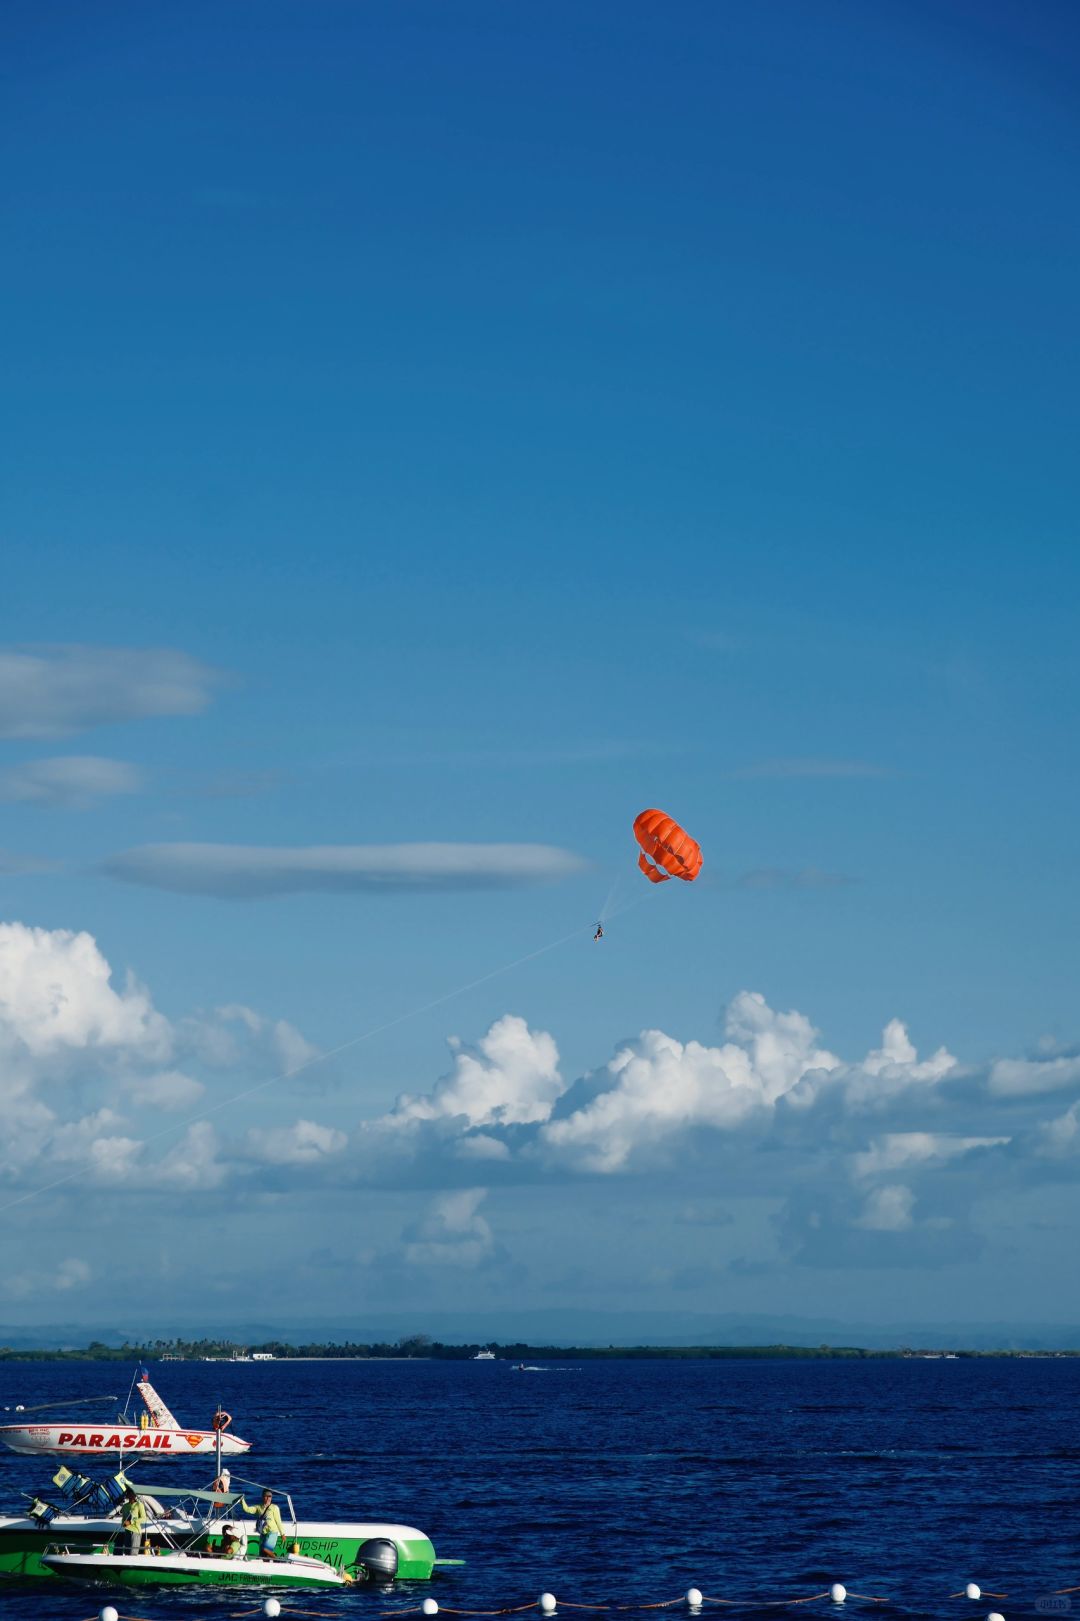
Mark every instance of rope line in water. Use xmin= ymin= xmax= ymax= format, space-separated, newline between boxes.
xmin=702 ymin=1593 xmax=832 ymax=1608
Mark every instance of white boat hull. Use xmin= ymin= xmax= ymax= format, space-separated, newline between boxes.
xmin=42 ymin=1547 xmax=347 ymax=1589
xmin=0 ymin=1424 xmax=250 ymax=1458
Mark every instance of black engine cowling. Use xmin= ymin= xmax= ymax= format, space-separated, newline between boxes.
xmin=357 ymin=1537 xmax=399 ymax=1580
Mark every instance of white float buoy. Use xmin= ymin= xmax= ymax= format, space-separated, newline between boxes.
xmin=830 ymin=1585 xmax=847 ymax=1604
xmin=986 ymin=1613 xmax=1005 ymax=1621
xmin=263 ymin=1600 xmax=282 ymax=1620
xmin=686 ymin=1588 xmax=703 ymax=1607
xmin=965 ymin=1585 xmax=982 ymax=1601
xmin=100 ymin=1608 xmax=119 ymax=1621
xmin=423 ymin=1600 xmax=440 ymax=1616
xmin=540 ymin=1594 xmax=557 ymax=1614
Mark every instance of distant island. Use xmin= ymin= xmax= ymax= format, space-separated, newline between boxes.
xmin=0 ymin=1336 xmax=1076 ymax=1361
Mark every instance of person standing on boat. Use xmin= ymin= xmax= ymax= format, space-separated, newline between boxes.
xmin=119 ymin=1487 xmax=146 ymax=1556
xmin=254 ymin=1489 xmax=283 ymax=1558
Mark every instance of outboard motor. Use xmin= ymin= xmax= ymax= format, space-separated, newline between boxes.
xmin=357 ymin=1537 xmax=399 ymax=1580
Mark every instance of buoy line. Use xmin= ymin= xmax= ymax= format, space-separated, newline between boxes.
xmin=79 ymin=1578 xmax=1034 ymax=1621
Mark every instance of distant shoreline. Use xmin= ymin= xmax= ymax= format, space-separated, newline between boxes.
xmin=1 ymin=1340 xmax=1077 ymax=1362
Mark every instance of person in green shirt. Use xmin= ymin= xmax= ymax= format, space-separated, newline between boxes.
xmin=119 ymin=1488 xmax=147 ymax=1556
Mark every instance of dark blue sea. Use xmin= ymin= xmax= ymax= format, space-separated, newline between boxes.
xmin=0 ymin=1357 xmax=1076 ymax=1621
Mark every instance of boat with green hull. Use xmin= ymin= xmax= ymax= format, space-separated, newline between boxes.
xmin=0 ymin=1470 xmax=442 ymax=1584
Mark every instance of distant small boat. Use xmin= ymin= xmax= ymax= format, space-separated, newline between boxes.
xmin=472 ymin=1350 xmax=496 ymax=1361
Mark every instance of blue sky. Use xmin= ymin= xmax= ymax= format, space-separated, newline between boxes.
xmin=1 ymin=0 xmax=1079 ymax=1339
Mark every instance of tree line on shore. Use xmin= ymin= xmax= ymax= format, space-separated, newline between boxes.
xmin=0 ymin=1335 xmax=1070 ymax=1360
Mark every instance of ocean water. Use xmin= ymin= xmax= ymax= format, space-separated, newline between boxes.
xmin=0 ymin=1356 xmax=1076 ymax=1621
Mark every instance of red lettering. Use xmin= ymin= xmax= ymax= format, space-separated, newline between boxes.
xmin=136 ymin=1434 xmax=153 ymax=1448
xmin=88 ymin=1434 xmax=104 ymax=1447
xmin=103 ymin=1434 xmax=122 ymax=1448
xmin=159 ymin=1433 xmax=172 ymax=1449
xmin=72 ymin=1434 xmax=87 ymax=1447
xmin=58 ymin=1432 xmax=73 ymax=1445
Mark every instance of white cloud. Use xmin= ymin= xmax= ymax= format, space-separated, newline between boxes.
xmin=155 ymin=1123 xmax=225 ymax=1190
xmin=210 ymin=1005 xmax=320 ymax=1074
xmin=0 ymin=645 xmax=223 ymax=738
xmin=403 ymin=1188 xmax=495 ymax=1269
xmin=1036 ymin=1101 xmax=1080 ymax=1157
xmin=125 ymin=1070 xmax=206 ymax=1112
xmin=0 ymin=922 xmax=171 ymax=1062
xmin=863 ymin=1019 xmax=956 ymax=1081
xmin=989 ymin=1055 xmax=1080 ymax=1097
xmin=455 ymin=1133 xmax=512 ymax=1162
xmin=0 ymin=922 xmax=317 ymax=1197
xmin=540 ymin=991 xmax=839 ymax=1172
xmin=0 ymin=756 xmax=143 ymax=808
xmin=104 ymin=842 xmax=588 ymax=898
xmin=852 ymin=1132 xmax=1007 ymax=1179
xmin=855 ymin=1184 xmax=915 ymax=1231
xmin=246 ymin=1119 xmax=347 ymax=1165
xmin=388 ymin=1014 xmax=562 ymax=1129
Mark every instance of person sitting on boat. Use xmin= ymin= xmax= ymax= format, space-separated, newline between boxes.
xmin=219 ymin=1524 xmax=241 ymax=1559
xmin=119 ymin=1487 xmax=147 ymax=1556
xmin=211 ymin=1465 xmax=231 ymax=1496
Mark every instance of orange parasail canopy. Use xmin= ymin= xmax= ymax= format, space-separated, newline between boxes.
xmin=633 ymin=808 xmax=703 ymax=884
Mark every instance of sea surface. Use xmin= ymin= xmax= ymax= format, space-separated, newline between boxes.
xmin=0 ymin=1356 xmax=1076 ymax=1621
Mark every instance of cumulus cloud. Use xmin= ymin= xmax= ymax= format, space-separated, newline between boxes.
xmin=246 ymin=1119 xmax=347 ymax=1165
xmin=0 ymin=922 xmax=170 ymax=1062
xmin=0 ymin=645 xmax=223 ymax=738
xmin=0 ymin=756 xmax=143 ymax=808
xmin=863 ymin=1019 xmax=956 ymax=1081
xmin=540 ymin=991 xmax=839 ymax=1172
xmin=5 ymin=911 xmax=1080 ymax=1291
xmin=387 ymin=1015 xmax=563 ymax=1129
xmin=103 ymin=842 xmax=588 ymax=898
xmin=403 ymin=1188 xmax=495 ymax=1269
xmin=0 ymin=921 xmax=317 ymax=1196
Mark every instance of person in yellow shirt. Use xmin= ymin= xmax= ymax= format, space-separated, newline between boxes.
xmin=254 ymin=1490 xmax=283 ymax=1558
xmin=119 ymin=1488 xmax=147 ymax=1556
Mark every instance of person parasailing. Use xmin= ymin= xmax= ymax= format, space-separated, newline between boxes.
xmin=593 ymin=923 xmax=604 ymax=942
